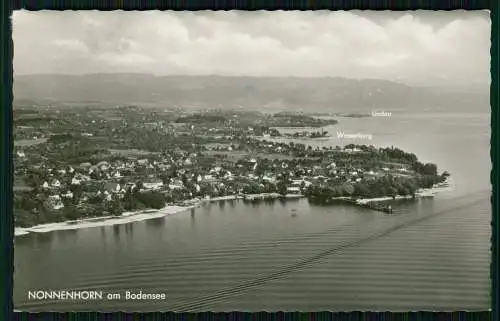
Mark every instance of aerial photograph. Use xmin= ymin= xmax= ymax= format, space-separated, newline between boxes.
xmin=12 ymin=10 xmax=490 ymax=311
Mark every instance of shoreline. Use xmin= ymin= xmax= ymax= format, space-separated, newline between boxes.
xmin=355 ymin=176 xmax=455 ymax=205
xmin=14 ymin=178 xmax=454 ymax=237
xmin=14 ymin=194 xmax=304 ymax=237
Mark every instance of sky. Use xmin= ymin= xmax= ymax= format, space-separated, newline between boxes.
xmin=12 ymin=10 xmax=491 ymax=87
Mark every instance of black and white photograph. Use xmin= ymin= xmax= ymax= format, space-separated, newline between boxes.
xmin=12 ymin=10 xmax=491 ymax=311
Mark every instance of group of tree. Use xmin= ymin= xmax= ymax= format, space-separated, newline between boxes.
xmin=175 ymin=114 xmax=227 ymax=124
xmin=304 ymin=174 xmax=438 ymax=204
xmin=123 ymin=187 xmax=167 ymax=211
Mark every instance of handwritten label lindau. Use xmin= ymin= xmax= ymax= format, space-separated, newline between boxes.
xmin=371 ymin=111 xmax=392 ymax=117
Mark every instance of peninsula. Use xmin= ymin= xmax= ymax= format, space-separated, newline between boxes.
xmin=13 ymin=105 xmax=449 ymax=229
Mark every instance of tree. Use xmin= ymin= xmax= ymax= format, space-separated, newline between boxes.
xmin=242 ymin=183 xmax=261 ymax=195
xmin=354 ymin=182 xmax=371 ymax=197
xmin=137 ymin=191 xmax=166 ymax=209
xmin=277 ymin=180 xmax=288 ymax=196
xmin=106 ymin=196 xmax=124 ymax=215
xmin=63 ymin=204 xmax=82 ymax=220
xmin=14 ymin=209 xmax=36 ymax=227
xmin=342 ymin=183 xmax=355 ymax=196
xmin=123 ymin=187 xmax=138 ymax=211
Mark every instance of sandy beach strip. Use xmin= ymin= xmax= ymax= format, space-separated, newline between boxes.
xmin=14 ymin=205 xmax=192 ymax=237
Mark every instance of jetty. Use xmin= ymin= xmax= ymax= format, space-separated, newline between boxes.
xmin=358 ymin=201 xmax=393 ymax=214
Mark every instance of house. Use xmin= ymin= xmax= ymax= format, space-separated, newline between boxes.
xmin=169 ymin=179 xmax=184 ymax=190
xmin=143 ymin=181 xmax=164 ymax=191
xmin=203 ymin=175 xmax=216 ymax=182
xmin=61 ymin=191 xmax=74 ymax=199
xmin=125 ymin=182 xmax=137 ymax=190
xmin=104 ymin=182 xmax=121 ymax=194
xmin=103 ymin=191 xmax=112 ymax=201
xmin=42 ymin=181 xmax=49 ymax=189
xmin=71 ymin=177 xmax=81 ymax=185
xmin=262 ymin=175 xmax=275 ymax=183
xmin=247 ymin=173 xmax=257 ymax=180
xmin=138 ymin=159 xmax=149 ymax=166
xmin=51 ymin=179 xmax=61 ymax=188
xmin=210 ymin=167 xmax=223 ymax=174
xmin=286 ymin=186 xmax=301 ymax=194
xmin=97 ymin=161 xmax=109 ymax=171
xmin=169 ymin=183 xmax=184 ymax=190
xmin=291 ymin=179 xmax=312 ymax=188
xmin=327 ymin=162 xmax=336 ymax=169
xmin=17 ymin=151 xmax=26 ymax=158
xmin=80 ymin=162 xmax=92 ymax=168
xmin=48 ymin=195 xmax=64 ymax=210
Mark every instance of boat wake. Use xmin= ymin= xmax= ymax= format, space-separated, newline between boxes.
xmin=166 ymin=190 xmax=489 ymax=311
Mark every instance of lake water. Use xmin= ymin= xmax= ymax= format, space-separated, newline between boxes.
xmin=13 ymin=109 xmax=491 ymax=311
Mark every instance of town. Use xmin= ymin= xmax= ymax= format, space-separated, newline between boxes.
xmin=13 ymin=104 xmax=449 ymax=227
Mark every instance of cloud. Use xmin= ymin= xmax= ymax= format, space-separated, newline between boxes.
xmin=53 ymin=39 xmax=89 ymax=53
xmin=12 ymin=10 xmax=490 ymax=86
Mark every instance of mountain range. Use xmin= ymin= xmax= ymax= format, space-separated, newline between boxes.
xmin=13 ymin=74 xmax=490 ymax=113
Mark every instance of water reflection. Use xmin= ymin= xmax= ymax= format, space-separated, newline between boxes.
xmin=124 ymin=223 xmax=134 ymax=238
xmin=145 ymin=217 xmax=165 ymax=229
xmin=99 ymin=226 xmax=107 ymax=250
xmin=34 ymin=232 xmax=55 ymax=248
xmin=264 ymin=198 xmax=276 ymax=206
xmin=190 ymin=208 xmax=196 ymax=226
xmin=112 ymin=225 xmax=120 ymax=239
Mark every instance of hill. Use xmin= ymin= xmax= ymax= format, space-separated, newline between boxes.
xmin=13 ymin=74 xmax=489 ymax=113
